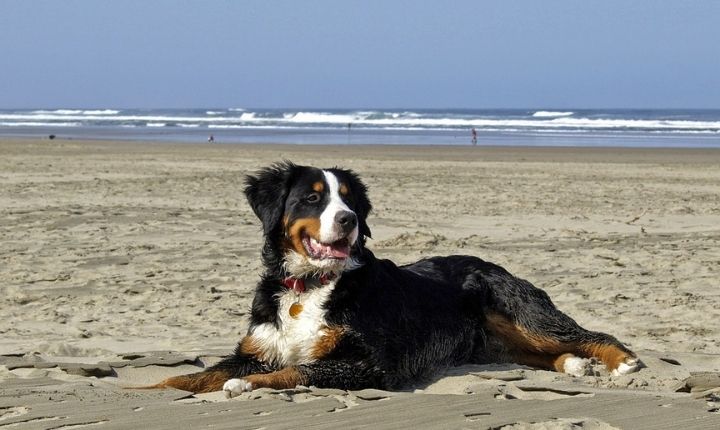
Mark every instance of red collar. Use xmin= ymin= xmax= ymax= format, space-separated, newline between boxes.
xmin=282 ymin=273 xmax=336 ymax=293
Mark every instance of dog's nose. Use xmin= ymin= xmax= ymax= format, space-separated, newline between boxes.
xmin=335 ymin=211 xmax=357 ymax=231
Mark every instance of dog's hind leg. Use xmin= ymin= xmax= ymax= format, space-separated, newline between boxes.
xmin=576 ymin=333 xmax=642 ymax=375
xmin=484 ymin=310 xmax=640 ymax=375
xmin=482 ymin=274 xmax=640 ymax=375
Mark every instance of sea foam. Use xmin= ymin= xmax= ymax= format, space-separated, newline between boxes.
xmin=30 ymin=109 xmax=120 ymax=115
xmin=0 ymin=121 xmax=82 ymax=127
xmin=532 ymin=111 xmax=574 ymax=118
xmin=3 ymin=109 xmax=720 ymax=139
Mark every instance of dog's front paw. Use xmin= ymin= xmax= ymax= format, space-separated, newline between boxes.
xmin=612 ymin=357 xmax=642 ymax=376
xmin=223 ymin=378 xmax=253 ymax=398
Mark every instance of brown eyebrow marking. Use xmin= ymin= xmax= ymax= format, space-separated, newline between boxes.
xmin=313 ymin=181 xmax=324 ymax=193
xmin=339 ymin=183 xmax=349 ymax=196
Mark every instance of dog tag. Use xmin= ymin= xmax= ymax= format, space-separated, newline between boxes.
xmin=289 ymin=302 xmax=304 ymax=318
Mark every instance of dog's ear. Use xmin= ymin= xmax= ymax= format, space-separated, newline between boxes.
xmin=332 ymin=168 xmax=372 ymax=240
xmin=244 ymin=161 xmax=298 ymax=236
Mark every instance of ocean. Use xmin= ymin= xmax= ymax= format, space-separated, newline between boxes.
xmin=1 ymin=108 xmax=720 ymax=148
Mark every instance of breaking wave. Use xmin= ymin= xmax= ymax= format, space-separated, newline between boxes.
xmin=532 ymin=111 xmax=574 ymax=118
xmin=30 ymin=109 xmax=120 ymax=115
xmin=2 ymin=108 xmax=720 ymax=139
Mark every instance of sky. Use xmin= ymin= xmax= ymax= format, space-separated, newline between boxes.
xmin=1 ymin=0 xmax=719 ymax=109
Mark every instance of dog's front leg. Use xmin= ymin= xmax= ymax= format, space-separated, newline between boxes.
xmin=153 ymin=336 xmax=273 ymax=393
xmin=223 ymin=360 xmax=383 ymax=398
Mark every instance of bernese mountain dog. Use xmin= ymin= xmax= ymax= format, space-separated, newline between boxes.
xmin=152 ymin=162 xmax=641 ymax=397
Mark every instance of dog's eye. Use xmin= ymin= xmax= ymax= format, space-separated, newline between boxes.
xmin=306 ymin=192 xmax=321 ymax=203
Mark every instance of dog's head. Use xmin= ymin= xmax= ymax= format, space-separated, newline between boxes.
xmin=244 ymin=162 xmax=372 ymax=277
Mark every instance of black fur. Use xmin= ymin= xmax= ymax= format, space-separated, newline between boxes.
xmin=244 ymin=161 xmax=300 ymax=271
xmin=190 ymin=163 xmax=637 ymax=392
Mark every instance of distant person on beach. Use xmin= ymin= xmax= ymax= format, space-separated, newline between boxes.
xmin=208 ymin=134 xmax=215 ymax=143
xmin=471 ymin=128 xmax=477 ymax=145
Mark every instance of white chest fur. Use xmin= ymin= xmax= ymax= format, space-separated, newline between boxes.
xmin=250 ymin=281 xmax=336 ymax=367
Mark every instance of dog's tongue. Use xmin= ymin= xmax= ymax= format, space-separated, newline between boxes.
xmin=309 ymin=239 xmax=350 ymax=259
xmin=327 ymin=243 xmax=350 ymax=258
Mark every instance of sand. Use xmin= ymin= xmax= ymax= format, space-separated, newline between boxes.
xmin=1 ymin=138 xmax=719 ymax=429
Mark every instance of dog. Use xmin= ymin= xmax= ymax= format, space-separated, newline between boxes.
xmin=152 ymin=162 xmax=640 ymax=397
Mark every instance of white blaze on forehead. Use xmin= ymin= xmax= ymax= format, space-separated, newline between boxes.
xmin=319 ymin=170 xmax=358 ymax=244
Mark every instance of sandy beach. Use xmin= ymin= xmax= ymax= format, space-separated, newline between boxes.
xmin=1 ymin=138 xmax=719 ymax=429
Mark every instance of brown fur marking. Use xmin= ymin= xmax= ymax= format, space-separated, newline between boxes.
xmin=485 ymin=312 xmax=576 ymax=372
xmin=313 ymin=181 xmax=324 ymax=193
xmin=487 ymin=313 xmax=577 ymax=372
xmin=239 ymin=335 xmax=266 ymax=361
xmin=310 ymin=326 xmax=345 ymax=359
xmin=152 ymin=370 xmax=231 ymax=393
xmin=485 ymin=312 xmax=566 ymax=354
xmin=286 ymin=217 xmax=321 ymax=256
xmin=579 ymin=342 xmax=634 ymax=371
xmin=245 ymin=367 xmax=307 ymax=390
xmin=339 ymin=183 xmax=349 ymax=196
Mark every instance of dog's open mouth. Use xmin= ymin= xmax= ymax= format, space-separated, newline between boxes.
xmin=302 ymin=235 xmax=351 ymax=259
